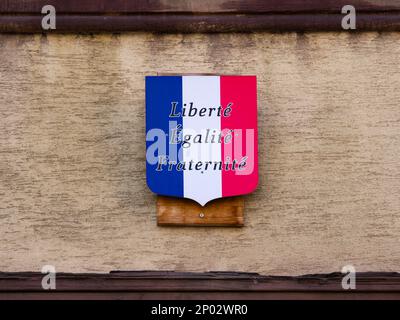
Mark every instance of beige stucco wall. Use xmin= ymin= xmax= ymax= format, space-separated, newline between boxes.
xmin=0 ymin=32 xmax=399 ymax=274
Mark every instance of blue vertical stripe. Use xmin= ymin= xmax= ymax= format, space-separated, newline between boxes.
xmin=145 ymin=76 xmax=183 ymax=197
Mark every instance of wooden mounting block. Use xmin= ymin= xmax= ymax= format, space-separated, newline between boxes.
xmin=157 ymin=196 xmax=244 ymax=227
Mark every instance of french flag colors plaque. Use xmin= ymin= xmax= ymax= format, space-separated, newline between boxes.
xmin=145 ymin=75 xmax=258 ymax=206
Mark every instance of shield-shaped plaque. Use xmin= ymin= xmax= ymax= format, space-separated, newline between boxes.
xmin=146 ymin=75 xmax=258 ymax=206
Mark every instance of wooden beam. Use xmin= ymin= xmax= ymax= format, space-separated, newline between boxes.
xmin=0 ymin=0 xmax=400 ymax=33
xmin=1 ymin=272 xmax=400 ymax=299
xmin=0 ymin=0 xmax=400 ymax=13
xmin=0 ymin=13 xmax=400 ymax=33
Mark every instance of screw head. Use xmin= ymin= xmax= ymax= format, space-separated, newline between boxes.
xmin=199 ymin=212 xmax=205 ymax=218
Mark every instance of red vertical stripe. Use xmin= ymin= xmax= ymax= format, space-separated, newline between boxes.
xmin=220 ymin=76 xmax=258 ymax=197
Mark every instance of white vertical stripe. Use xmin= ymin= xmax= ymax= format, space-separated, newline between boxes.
xmin=182 ymin=76 xmax=222 ymax=205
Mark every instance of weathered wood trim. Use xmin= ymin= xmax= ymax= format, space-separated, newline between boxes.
xmin=1 ymin=272 xmax=400 ymax=299
xmin=1 ymin=0 xmax=400 ymax=14
xmin=0 ymin=0 xmax=400 ymax=32
xmin=0 ymin=13 xmax=400 ymax=33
